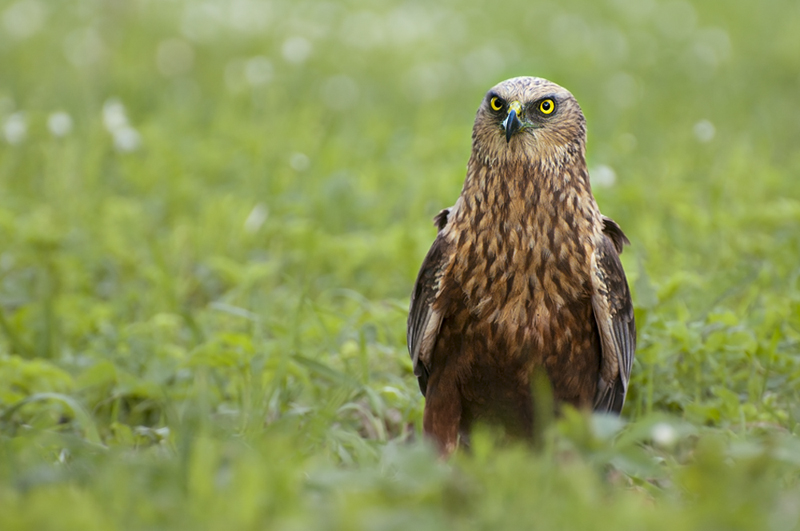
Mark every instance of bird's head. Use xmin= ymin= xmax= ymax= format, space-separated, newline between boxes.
xmin=472 ymin=76 xmax=586 ymax=164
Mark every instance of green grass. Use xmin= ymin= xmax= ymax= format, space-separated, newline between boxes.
xmin=2 ymin=0 xmax=800 ymax=528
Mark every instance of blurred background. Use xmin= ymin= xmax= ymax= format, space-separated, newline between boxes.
xmin=2 ymin=0 xmax=800 ymax=528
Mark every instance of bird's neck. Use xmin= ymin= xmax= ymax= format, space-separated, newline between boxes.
xmin=451 ymin=150 xmax=600 ymax=236
xmin=443 ymin=150 xmax=602 ymax=316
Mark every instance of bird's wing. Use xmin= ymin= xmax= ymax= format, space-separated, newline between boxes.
xmin=590 ymin=216 xmax=636 ymax=413
xmin=407 ymin=208 xmax=451 ymax=396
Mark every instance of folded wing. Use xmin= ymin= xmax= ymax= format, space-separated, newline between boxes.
xmin=407 ymin=209 xmax=452 ymax=395
xmin=591 ymin=217 xmax=636 ymax=413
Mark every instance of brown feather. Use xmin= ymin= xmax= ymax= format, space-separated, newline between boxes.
xmin=407 ymin=77 xmax=635 ymax=455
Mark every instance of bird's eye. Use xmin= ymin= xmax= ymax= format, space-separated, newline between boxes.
xmin=538 ymin=99 xmax=555 ymax=115
xmin=490 ymin=97 xmax=504 ymax=111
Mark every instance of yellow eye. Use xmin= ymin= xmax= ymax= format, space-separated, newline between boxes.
xmin=490 ymin=97 xmax=504 ymax=111
xmin=538 ymin=99 xmax=555 ymax=114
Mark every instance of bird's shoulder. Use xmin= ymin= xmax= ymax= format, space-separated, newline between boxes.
xmin=600 ymin=216 xmax=630 ymax=254
xmin=433 ymin=207 xmax=451 ymax=231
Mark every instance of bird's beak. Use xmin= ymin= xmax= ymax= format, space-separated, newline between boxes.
xmin=503 ymin=100 xmax=523 ymax=143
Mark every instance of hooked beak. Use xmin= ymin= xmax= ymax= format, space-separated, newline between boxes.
xmin=502 ymin=101 xmax=523 ymax=143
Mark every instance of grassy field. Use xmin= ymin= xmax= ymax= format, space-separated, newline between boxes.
xmin=2 ymin=0 xmax=800 ymax=528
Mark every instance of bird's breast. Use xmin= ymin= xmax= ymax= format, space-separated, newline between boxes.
xmin=445 ymin=198 xmax=596 ymax=361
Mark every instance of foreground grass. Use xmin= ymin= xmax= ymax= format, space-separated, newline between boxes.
xmin=1 ymin=0 xmax=800 ymax=528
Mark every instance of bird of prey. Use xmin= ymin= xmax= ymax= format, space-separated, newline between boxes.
xmin=407 ymin=76 xmax=635 ymax=455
